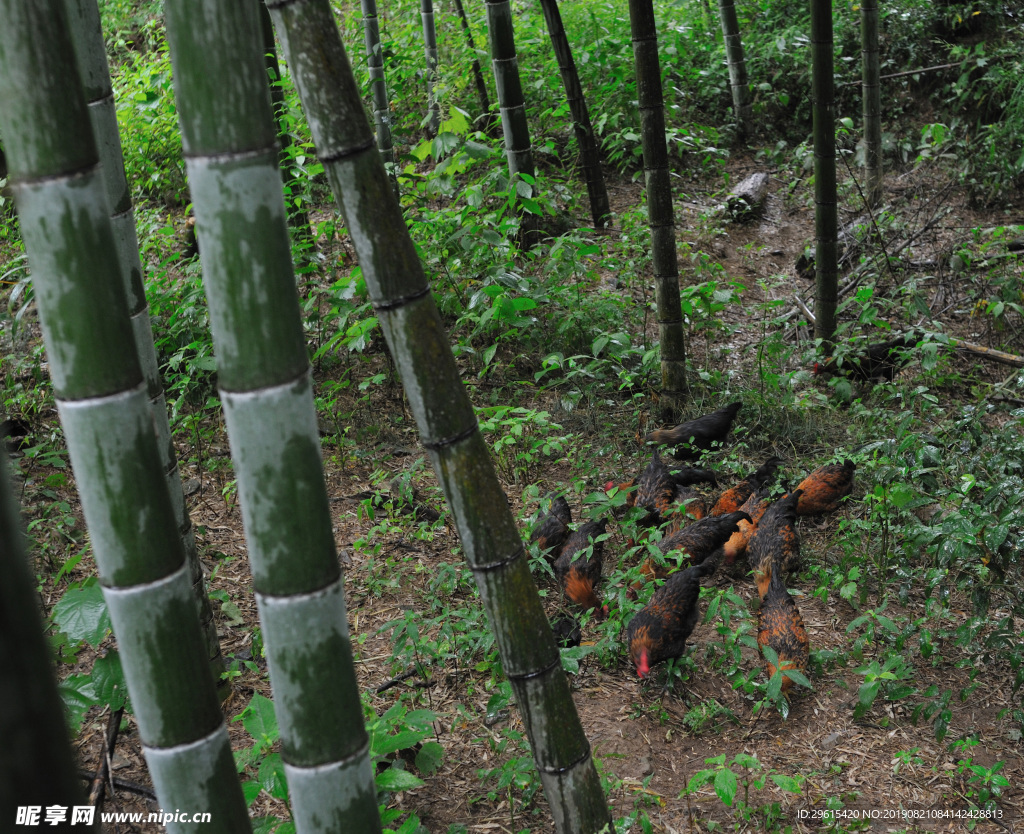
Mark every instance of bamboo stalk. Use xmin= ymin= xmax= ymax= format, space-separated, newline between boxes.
xmin=861 ymin=0 xmax=882 ymax=207
xmin=360 ymin=0 xmax=399 ymax=196
xmin=0 ymin=4 xmax=249 ymax=826
xmin=161 ymin=2 xmax=379 ymax=829
xmin=62 ymin=0 xmax=226 ymax=695
xmin=452 ymin=0 xmax=497 ymax=132
xmin=265 ymin=1 xmax=612 ymax=829
xmin=538 ymin=0 xmax=611 ymax=227
xmin=717 ymin=0 xmax=751 ymax=138
xmin=810 ymin=0 xmax=838 ymax=347
xmin=421 ymin=0 xmax=442 ymax=135
xmin=0 ymin=450 xmax=87 ymax=820
xmin=628 ymin=0 xmax=689 ymax=418
xmin=483 ymin=0 xmax=535 ymax=180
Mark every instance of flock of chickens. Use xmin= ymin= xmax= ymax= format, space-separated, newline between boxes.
xmin=528 ymin=402 xmax=856 ymax=697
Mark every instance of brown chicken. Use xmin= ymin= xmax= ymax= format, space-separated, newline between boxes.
xmin=625 ymin=550 xmax=721 ymax=678
xmin=710 ymin=457 xmax=783 ymax=516
xmin=637 ymin=510 xmax=751 ymax=585
xmin=756 ymin=562 xmax=810 ymax=697
xmin=721 ymin=486 xmax=774 ymax=569
xmin=554 ymin=518 xmax=609 ymax=615
xmin=529 ymin=493 xmax=571 ymax=559
xmin=644 ymin=401 xmax=743 ymax=460
xmin=632 ymin=449 xmax=677 ymax=528
xmin=814 ymin=331 xmax=919 ymax=381
xmin=748 ymin=490 xmax=803 ymax=592
xmin=793 ymin=460 xmax=855 ymax=516
xmin=666 ymin=483 xmax=707 ymax=527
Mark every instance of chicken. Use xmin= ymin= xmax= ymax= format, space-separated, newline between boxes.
xmin=644 ymin=401 xmax=743 ymax=460
xmin=756 ymin=562 xmax=810 ymax=697
xmin=632 ymin=449 xmax=677 ymax=528
xmin=813 ymin=331 xmax=919 ymax=381
xmin=625 ymin=551 xmax=721 ymax=678
xmin=550 ymin=614 xmax=582 ymax=648
xmin=665 ymin=483 xmax=707 ymax=529
xmin=637 ymin=510 xmax=751 ymax=585
xmin=747 ymin=490 xmax=803 ymax=591
xmin=668 ymin=466 xmax=719 ymax=488
xmin=554 ymin=518 xmax=609 ymax=615
xmin=793 ymin=460 xmax=855 ymax=516
xmin=721 ymin=485 xmax=774 ymax=570
xmin=710 ymin=457 xmax=783 ymax=516
xmin=529 ymin=493 xmax=571 ymax=559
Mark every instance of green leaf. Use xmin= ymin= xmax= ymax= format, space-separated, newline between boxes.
xmin=770 ymin=774 xmax=803 ymax=793
xmin=240 ymin=693 xmax=279 ymax=747
xmin=374 ymin=730 xmax=430 ymax=757
xmin=415 ymin=741 xmax=443 ymax=776
xmin=58 ymin=674 xmax=98 ymax=734
xmin=767 ymin=669 xmax=783 ymax=701
xmin=714 ymin=768 xmax=738 ymax=807
xmin=859 ymin=680 xmax=880 ymax=707
xmin=782 ymin=668 xmax=812 ymax=689
xmin=258 ymin=753 xmax=288 ymax=800
xmin=53 ymin=581 xmax=112 ymax=648
xmin=376 ymin=767 xmax=425 ymax=792
xmin=91 ymin=651 xmax=128 ymax=711
xmin=241 ymin=780 xmax=262 ymax=807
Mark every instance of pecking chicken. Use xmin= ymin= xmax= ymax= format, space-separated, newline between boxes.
xmin=644 ymin=401 xmax=743 ymax=460
xmin=625 ymin=550 xmax=721 ymax=678
xmin=756 ymin=562 xmax=810 ymax=697
xmin=554 ymin=518 xmax=609 ymax=616
xmin=529 ymin=493 xmax=571 ymax=559
xmin=632 ymin=449 xmax=678 ymax=528
xmin=637 ymin=510 xmax=751 ymax=585
xmin=793 ymin=460 xmax=855 ymax=516
xmin=710 ymin=457 xmax=783 ymax=516
xmin=813 ymin=330 xmax=919 ymax=381
xmin=747 ymin=490 xmax=803 ymax=593
xmin=721 ymin=485 xmax=774 ymax=570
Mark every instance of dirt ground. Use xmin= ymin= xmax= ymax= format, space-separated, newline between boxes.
xmin=43 ymin=157 xmax=1024 ymax=832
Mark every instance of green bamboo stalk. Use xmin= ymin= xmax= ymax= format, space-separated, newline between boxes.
xmin=717 ymin=0 xmax=751 ymax=138
xmin=452 ymin=0 xmax=497 ymax=133
xmin=0 ymin=4 xmax=250 ymax=828
xmin=259 ymin=1 xmax=314 ymax=245
xmin=161 ymin=2 xmax=380 ymax=830
xmin=483 ymin=0 xmax=535 ymax=180
xmin=538 ymin=0 xmax=611 ymax=227
xmin=61 ymin=0 xmax=227 ymax=695
xmin=810 ymin=0 xmax=838 ymax=347
xmin=421 ymin=0 xmax=442 ymax=135
xmin=628 ymin=0 xmax=689 ymax=419
xmin=360 ymin=0 xmax=399 ymax=196
xmin=0 ymin=454 xmax=88 ymax=826
xmin=861 ymin=0 xmax=882 ymax=208
xmin=265 ymin=1 xmax=612 ymax=830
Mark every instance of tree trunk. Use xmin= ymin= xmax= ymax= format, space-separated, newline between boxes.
xmin=628 ymin=0 xmax=689 ymax=419
xmin=452 ymin=0 xmax=497 ymax=133
xmin=811 ymin=0 xmax=838 ymax=347
xmin=483 ymin=0 xmax=535 ymax=180
xmin=62 ymin=0 xmax=227 ymax=697
xmin=861 ymin=0 xmax=882 ymax=208
xmin=717 ymin=0 xmax=751 ymax=138
xmin=360 ymin=0 xmax=399 ymax=196
xmin=538 ymin=0 xmax=611 ymax=227
xmin=162 ymin=1 xmax=381 ymax=830
xmin=259 ymin=1 xmax=314 ymax=246
xmin=265 ymin=1 xmax=613 ymax=830
xmin=421 ymin=0 xmax=441 ymax=135
xmin=0 ymin=453 xmax=88 ymax=823
xmin=0 ymin=4 xmax=250 ymax=826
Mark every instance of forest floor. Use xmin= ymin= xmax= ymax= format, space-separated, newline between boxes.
xmin=31 ymin=151 xmax=1024 ymax=833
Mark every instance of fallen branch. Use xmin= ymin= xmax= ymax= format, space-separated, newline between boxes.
xmin=88 ymin=706 xmax=124 ymax=808
xmin=839 ymin=61 xmax=964 ymax=86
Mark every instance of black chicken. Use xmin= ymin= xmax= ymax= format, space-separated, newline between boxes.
xmin=644 ymin=401 xmax=742 ymax=460
xmin=814 ymin=331 xmax=919 ymax=381
xmin=554 ymin=518 xmax=609 ymax=615
xmin=529 ymin=493 xmax=571 ymax=559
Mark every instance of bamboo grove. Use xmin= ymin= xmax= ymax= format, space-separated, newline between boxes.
xmin=0 ymin=0 xmax=901 ymax=829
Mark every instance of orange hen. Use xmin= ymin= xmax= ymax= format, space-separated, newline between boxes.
xmin=794 ymin=460 xmax=855 ymax=515
xmin=710 ymin=456 xmax=783 ymax=516
xmin=756 ymin=562 xmax=810 ymax=697
xmin=554 ymin=518 xmax=608 ymax=616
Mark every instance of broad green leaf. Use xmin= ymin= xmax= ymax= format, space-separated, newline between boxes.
xmin=240 ymin=693 xmax=279 ymax=746
xmin=53 ymin=581 xmax=112 ymax=649
xmin=91 ymin=650 xmax=128 ymax=711
xmin=374 ymin=730 xmax=430 ymax=757
xmin=415 ymin=741 xmax=444 ymax=776
xmin=241 ymin=780 xmax=262 ymax=807
xmin=771 ymin=774 xmax=803 ymax=793
xmin=58 ymin=674 xmax=98 ymax=734
xmin=714 ymin=768 xmax=738 ymax=806
xmin=258 ymin=753 xmax=288 ymax=800
xmin=376 ymin=767 xmax=425 ymax=792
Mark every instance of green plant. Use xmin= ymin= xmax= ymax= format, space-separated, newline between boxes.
xmin=684 ymin=753 xmax=803 ymax=828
